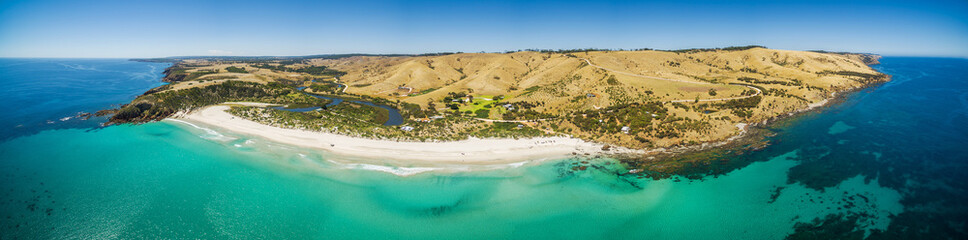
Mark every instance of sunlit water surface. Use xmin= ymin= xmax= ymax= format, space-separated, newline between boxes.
xmin=1 ymin=57 xmax=965 ymax=239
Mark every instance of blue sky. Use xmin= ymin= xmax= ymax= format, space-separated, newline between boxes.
xmin=0 ymin=0 xmax=966 ymax=58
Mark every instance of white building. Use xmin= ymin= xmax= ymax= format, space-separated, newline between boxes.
xmin=502 ymin=104 xmax=515 ymax=111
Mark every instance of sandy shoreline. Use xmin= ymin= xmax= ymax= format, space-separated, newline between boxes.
xmin=167 ymin=85 xmax=854 ymax=167
xmin=171 ymin=102 xmax=637 ymax=164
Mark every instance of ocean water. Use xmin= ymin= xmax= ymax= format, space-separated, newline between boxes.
xmin=0 ymin=58 xmax=171 ymax=140
xmin=0 ymin=57 xmax=966 ymax=239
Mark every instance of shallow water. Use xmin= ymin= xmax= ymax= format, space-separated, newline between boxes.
xmin=0 ymin=57 xmax=966 ymax=239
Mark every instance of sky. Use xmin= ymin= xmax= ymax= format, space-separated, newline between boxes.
xmin=0 ymin=0 xmax=966 ymax=58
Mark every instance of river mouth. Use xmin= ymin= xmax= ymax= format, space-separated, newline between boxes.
xmin=274 ymin=87 xmax=404 ymax=126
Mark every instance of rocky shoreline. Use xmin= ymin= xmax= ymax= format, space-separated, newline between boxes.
xmin=612 ymin=73 xmax=891 ymax=179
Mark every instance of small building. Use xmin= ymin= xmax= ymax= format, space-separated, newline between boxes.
xmin=516 ymin=124 xmax=524 ymax=129
xmin=586 ymin=93 xmax=597 ymax=98
xmin=400 ymin=126 xmax=415 ymax=131
xmin=621 ymin=126 xmax=631 ymax=134
xmin=502 ymin=104 xmax=515 ymax=111
xmin=417 ymin=118 xmax=432 ymax=123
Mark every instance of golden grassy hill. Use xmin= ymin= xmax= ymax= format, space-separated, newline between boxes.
xmin=323 ymin=48 xmax=879 ymax=108
xmin=128 ymin=47 xmax=886 ymax=150
xmin=303 ymin=47 xmax=885 ymax=148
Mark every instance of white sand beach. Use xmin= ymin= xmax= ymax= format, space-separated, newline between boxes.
xmin=171 ymin=102 xmax=636 ymax=164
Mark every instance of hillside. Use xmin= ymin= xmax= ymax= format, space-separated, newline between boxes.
xmin=312 ymin=47 xmax=886 ymax=148
xmin=115 ymin=47 xmax=888 ymax=151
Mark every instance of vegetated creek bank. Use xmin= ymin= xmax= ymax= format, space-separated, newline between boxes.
xmin=273 ymin=87 xmax=404 ymax=126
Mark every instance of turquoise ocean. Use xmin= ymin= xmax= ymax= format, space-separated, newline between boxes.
xmin=0 ymin=57 xmax=966 ymax=239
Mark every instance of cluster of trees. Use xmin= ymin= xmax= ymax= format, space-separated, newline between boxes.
xmin=715 ymin=95 xmax=762 ymax=109
xmin=671 ymin=102 xmax=689 ymax=110
xmin=251 ymin=64 xmax=347 ymax=76
xmin=442 ymin=92 xmax=469 ymax=102
xmin=494 ymin=45 xmax=766 ymax=55
xmin=416 ymin=52 xmax=461 ymax=56
xmin=489 ymin=100 xmax=551 ymax=120
xmin=667 ymin=45 xmax=767 ymax=54
xmin=277 ymin=60 xmax=302 ymax=65
xmin=111 ymin=81 xmax=316 ymax=123
xmin=818 ymin=70 xmax=886 ymax=84
xmin=308 ymin=83 xmax=341 ymax=94
xmin=507 ymin=101 xmax=543 ymax=110
xmin=332 ymin=102 xmax=389 ymax=125
xmin=398 ymin=102 xmax=432 ymax=119
xmin=502 ymin=110 xmax=554 ymax=120
xmin=251 ymin=64 xmax=289 ymax=72
xmin=664 ymin=117 xmax=712 ymax=136
xmin=230 ymin=101 xmax=548 ymax=142
xmin=474 ymin=109 xmax=490 ymax=118
xmin=739 ymin=67 xmax=761 ymax=74
xmin=671 ymin=118 xmax=712 ymax=133
xmin=231 ymin=102 xmax=389 ymax=137
xmin=473 ymin=122 xmax=546 ymax=138
xmin=570 ymin=95 xmax=587 ymax=103
xmin=507 ymin=48 xmax=623 ymax=54
xmin=719 ymin=45 xmax=768 ymax=51
xmin=737 ymin=77 xmax=800 ymax=86
xmin=409 ymin=88 xmax=438 ymax=96
xmin=520 ymin=86 xmax=542 ymax=96
xmin=570 ymin=102 xmax=666 ymax=135
xmin=442 ymin=92 xmax=470 ymax=110
xmin=711 ymin=95 xmax=762 ymax=118
xmin=606 ymin=75 xmax=621 ymax=85
xmin=764 ymin=88 xmax=807 ymax=102
xmin=225 ymin=66 xmax=248 ymax=73
xmin=291 ymin=66 xmax=346 ymax=76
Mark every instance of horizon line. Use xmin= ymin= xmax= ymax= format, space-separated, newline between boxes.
xmin=2 ymin=49 xmax=967 ymax=60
